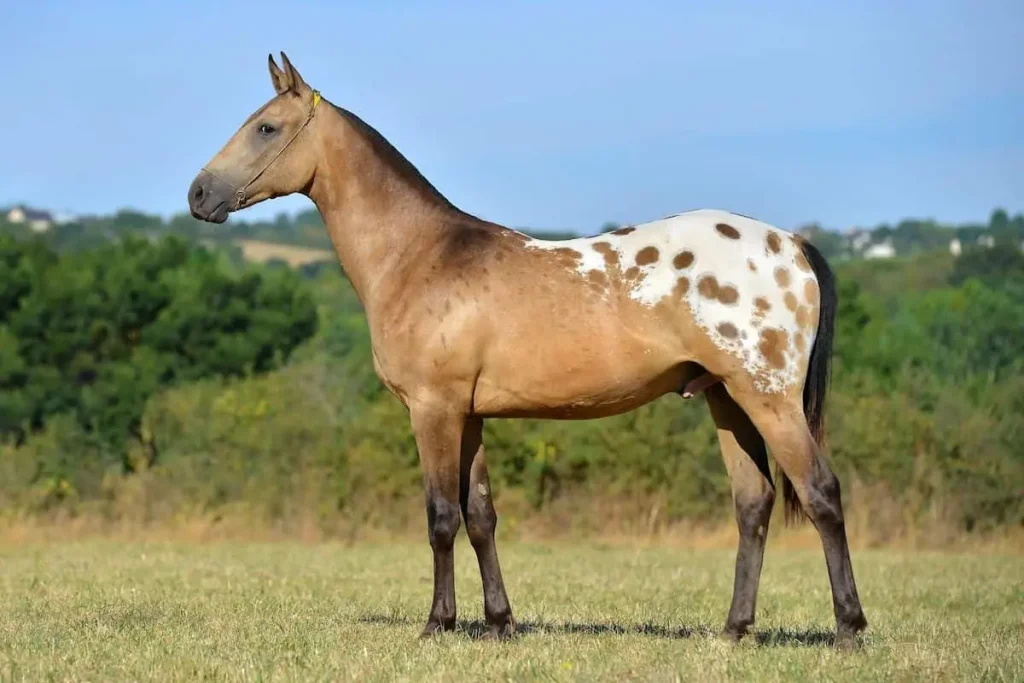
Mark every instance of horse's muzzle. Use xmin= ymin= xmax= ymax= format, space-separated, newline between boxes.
xmin=188 ymin=170 xmax=234 ymax=224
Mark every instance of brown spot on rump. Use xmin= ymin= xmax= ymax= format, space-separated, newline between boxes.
xmin=804 ymin=278 xmax=819 ymax=304
xmin=752 ymin=296 xmax=771 ymax=326
xmin=766 ymin=231 xmax=782 ymax=255
xmin=717 ymin=322 xmax=739 ymax=339
xmin=784 ymin=291 xmax=798 ymax=311
xmin=758 ymin=327 xmax=788 ymax=370
xmin=697 ymin=275 xmax=739 ymax=305
xmin=612 ymin=226 xmax=636 ymax=236
xmin=795 ymin=250 xmax=811 ymax=272
xmin=587 ymin=270 xmax=608 ymax=288
xmin=635 ymin=246 xmax=660 ymax=266
xmin=673 ymin=250 xmax=695 ymax=269
xmin=673 ymin=276 xmax=690 ymax=297
xmin=698 ymin=275 xmax=720 ymax=299
xmin=715 ymin=223 xmax=741 ymax=239
xmin=795 ymin=305 xmax=810 ymax=328
xmin=592 ymin=241 xmax=620 ymax=267
xmin=774 ymin=266 xmax=791 ymax=288
xmin=795 ymin=333 xmax=806 ymax=352
xmin=747 ymin=259 xmax=757 ymax=272
xmin=718 ymin=285 xmax=739 ymax=305
xmin=623 ymin=266 xmax=641 ymax=281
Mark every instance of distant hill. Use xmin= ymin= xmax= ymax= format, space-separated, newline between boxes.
xmin=795 ymin=208 xmax=1024 ymax=262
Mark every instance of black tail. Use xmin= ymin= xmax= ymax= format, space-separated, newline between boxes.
xmin=780 ymin=237 xmax=837 ymax=525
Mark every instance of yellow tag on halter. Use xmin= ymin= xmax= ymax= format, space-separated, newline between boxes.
xmin=312 ymin=90 xmax=322 ymax=110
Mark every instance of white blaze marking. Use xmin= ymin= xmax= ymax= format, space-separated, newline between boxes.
xmin=522 ymin=209 xmax=818 ymax=393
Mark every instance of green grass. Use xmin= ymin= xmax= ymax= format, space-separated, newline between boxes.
xmin=0 ymin=540 xmax=1020 ymax=681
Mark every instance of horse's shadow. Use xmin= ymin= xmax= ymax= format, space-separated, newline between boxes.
xmin=357 ymin=613 xmax=837 ymax=647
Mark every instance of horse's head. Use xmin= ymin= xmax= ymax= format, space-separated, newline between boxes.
xmin=189 ymin=52 xmax=322 ymax=223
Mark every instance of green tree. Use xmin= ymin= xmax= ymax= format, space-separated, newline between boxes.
xmin=0 ymin=236 xmax=318 ymax=459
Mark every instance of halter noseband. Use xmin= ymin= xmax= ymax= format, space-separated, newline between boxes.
xmin=204 ymin=89 xmax=322 ymax=211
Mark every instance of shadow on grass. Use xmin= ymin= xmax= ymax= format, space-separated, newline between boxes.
xmin=358 ymin=613 xmax=837 ymax=647
xmin=753 ymin=628 xmax=836 ymax=647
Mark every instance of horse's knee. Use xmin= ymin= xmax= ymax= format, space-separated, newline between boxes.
xmin=427 ymin=495 xmax=461 ymax=550
xmin=465 ymin=490 xmax=497 ymax=548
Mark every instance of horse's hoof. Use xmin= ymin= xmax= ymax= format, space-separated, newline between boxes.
xmin=717 ymin=627 xmax=747 ymax=644
xmin=419 ymin=619 xmax=456 ymax=639
xmin=833 ymin=631 xmax=862 ymax=650
xmin=481 ymin=616 xmax=516 ymax=641
xmin=834 ymin=613 xmax=868 ymax=650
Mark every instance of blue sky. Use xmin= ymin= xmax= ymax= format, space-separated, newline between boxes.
xmin=3 ymin=1 xmax=1022 ymax=233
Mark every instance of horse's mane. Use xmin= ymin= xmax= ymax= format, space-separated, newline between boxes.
xmin=331 ymin=103 xmax=457 ymax=211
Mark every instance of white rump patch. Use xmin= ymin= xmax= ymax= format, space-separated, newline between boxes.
xmin=521 ymin=209 xmax=819 ymax=393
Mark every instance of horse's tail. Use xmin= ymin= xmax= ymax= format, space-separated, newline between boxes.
xmin=779 ymin=236 xmax=837 ymax=525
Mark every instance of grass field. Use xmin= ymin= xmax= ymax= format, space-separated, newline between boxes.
xmin=0 ymin=539 xmax=1020 ymax=682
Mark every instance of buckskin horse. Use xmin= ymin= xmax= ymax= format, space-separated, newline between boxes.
xmin=187 ymin=53 xmax=867 ymax=648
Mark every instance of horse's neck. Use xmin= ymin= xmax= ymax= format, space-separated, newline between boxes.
xmin=306 ymin=109 xmax=462 ymax=322
xmin=314 ymin=199 xmax=450 ymax=314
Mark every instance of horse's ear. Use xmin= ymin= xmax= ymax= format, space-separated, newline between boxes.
xmin=268 ymin=53 xmax=290 ymax=94
xmin=279 ymin=52 xmax=311 ymax=95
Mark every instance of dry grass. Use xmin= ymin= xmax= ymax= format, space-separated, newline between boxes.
xmin=0 ymin=537 xmax=1020 ymax=682
xmin=0 ymin=508 xmax=1019 ymax=556
xmin=232 ymin=239 xmax=334 ymax=267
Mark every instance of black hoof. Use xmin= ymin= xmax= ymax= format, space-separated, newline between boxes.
xmin=419 ymin=618 xmax=456 ymax=639
xmin=719 ymin=620 xmax=751 ymax=643
xmin=834 ymin=631 xmax=862 ymax=650
xmin=481 ymin=615 xmax=517 ymax=641
xmin=835 ymin=612 xmax=868 ymax=650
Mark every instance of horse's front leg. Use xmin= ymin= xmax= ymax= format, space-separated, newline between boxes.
xmin=410 ymin=402 xmax=464 ymax=637
xmin=460 ymin=416 xmax=515 ymax=639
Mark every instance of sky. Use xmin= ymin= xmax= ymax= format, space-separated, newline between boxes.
xmin=2 ymin=0 xmax=1022 ymax=234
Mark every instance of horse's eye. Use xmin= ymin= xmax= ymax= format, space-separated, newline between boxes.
xmin=259 ymin=123 xmax=276 ymax=136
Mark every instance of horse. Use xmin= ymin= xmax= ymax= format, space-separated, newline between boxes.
xmin=187 ymin=52 xmax=867 ymax=648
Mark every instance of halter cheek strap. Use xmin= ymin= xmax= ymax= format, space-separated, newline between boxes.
xmin=205 ymin=90 xmax=322 ymax=211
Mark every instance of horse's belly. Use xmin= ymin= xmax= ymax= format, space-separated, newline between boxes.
xmin=470 ymin=340 xmax=686 ymax=419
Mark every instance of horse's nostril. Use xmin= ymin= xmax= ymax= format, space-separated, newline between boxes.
xmin=193 ymin=185 xmax=205 ymax=202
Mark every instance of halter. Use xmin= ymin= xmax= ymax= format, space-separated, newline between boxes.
xmin=205 ymin=90 xmax=322 ymax=211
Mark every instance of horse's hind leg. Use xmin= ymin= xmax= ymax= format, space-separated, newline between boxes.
xmin=743 ymin=393 xmax=867 ymax=648
xmin=705 ymin=384 xmax=775 ymax=641
xmin=459 ymin=416 xmax=515 ymax=639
